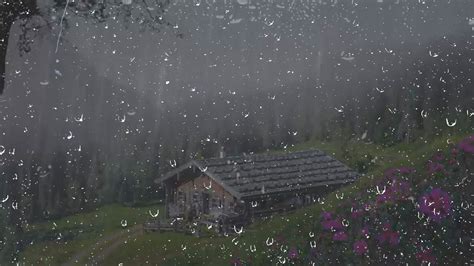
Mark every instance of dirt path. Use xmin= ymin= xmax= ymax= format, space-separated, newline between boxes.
xmin=63 ymin=224 xmax=143 ymax=266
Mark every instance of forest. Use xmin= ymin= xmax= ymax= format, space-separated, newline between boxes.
xmin=0 ymin=0 xmax=473 ymax=263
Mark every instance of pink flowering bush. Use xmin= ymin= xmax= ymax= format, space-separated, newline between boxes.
xmin=261 ymin=135 xmax=473 ymax=265
xmin=377 ymin=223 xmax=400 ymax=247
xmin=332 ymin=231 xmax=348 ymax=241
xmin=375 ymin=168 xmax=413 ymax=205
xmin=353 ymin=240 xmax=368 ymax=256
xmin=458 ymin=135 xmax=474 ymax=154
xmin=287 ymin=247 xmax=299 ymax=260
xmin=427 ymin=161 xmax=445 ymax=175
xmin=350 ymin=206 xmax=364 ymax=219
xmin=427 ymin=152 xmax=446 ymax=176
xmin=418 ymin=188 xmax=451 ymax=222
xmin=415 ymin=248 xmax=436 ymax=265
xmin=321 ymin=213 xmax=343 ymax=231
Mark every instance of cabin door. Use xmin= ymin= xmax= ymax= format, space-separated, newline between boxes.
xmin=202 ymin=192 xmax=210 ymax=214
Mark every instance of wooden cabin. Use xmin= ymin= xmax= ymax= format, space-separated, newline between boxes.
xmin=155 ymin=150 xmax=358 ymax=222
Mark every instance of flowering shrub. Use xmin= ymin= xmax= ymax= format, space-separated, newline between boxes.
xmin=353 ymin=240 xmax=368 ymax=255
xmin=350 ymin=206 xmax=364 ymax=219
xmin=418 ymin=188 xmax=451 ymax=222
xmin=287 ymin=247 xmax=299 ymax=260
xmin=416 ymin=248 xmax=436 ymax=265
xmin=375 ymin=167 xmax=414 ymax=204
xmin=427 ymin=152 xmax=446 ymax=175
xmin=321 ymin=211 xmax=350 ymax=244
xmin=458 ymin=135 xmax=474 ymax=154
xmin=333 ymin=231 xmax=348 ymax=241
xmin=427 ymin=161 xmax=445 ymax=175
xmin=321 ymin=215 xmax=343 ymax=231
xmin=377 ymin=223 xmax=400 ymax=247
xmin=259 ymin=135 xmax=472 ymax=265
xmin=360 ymin=226 xmax=369 ymax=238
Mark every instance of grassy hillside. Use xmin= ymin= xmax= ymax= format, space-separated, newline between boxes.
xmin=20 ymin=132 xmax=472 ymax=265
xmin=20 ymin=203 xmax=163 ymax=265
xmin=102 ymin=132 xmax=471 ymax=265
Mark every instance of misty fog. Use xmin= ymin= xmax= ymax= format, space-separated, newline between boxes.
xmin=0 ymin=1 xmax=473 ymax=263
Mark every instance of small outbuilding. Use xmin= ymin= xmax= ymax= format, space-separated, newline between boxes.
xmin=155 ymin=149 xmax=358 ymax=222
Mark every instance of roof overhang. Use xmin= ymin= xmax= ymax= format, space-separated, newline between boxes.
xmin=155 ymin=160 xmax=243 ymax=199
xmin=154 ymin=161 xmax=196 ymax=184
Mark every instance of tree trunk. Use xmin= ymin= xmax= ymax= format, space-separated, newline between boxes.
xmin=0 ymin=0 xmax=38 ymax=94
xmin=0 ymin=15 xmax=13 ymax=95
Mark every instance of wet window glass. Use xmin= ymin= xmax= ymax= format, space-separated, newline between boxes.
xmin=0 ymin=0 xmax=472 ymax=264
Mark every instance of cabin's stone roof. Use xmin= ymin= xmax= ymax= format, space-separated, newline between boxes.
xmin=158 ymin=150 xmax=358 ymax=199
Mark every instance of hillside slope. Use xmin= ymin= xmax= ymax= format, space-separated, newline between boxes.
xmin=96 ymin=133 xmax=472 ymax=265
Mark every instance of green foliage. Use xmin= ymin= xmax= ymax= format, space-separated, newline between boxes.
xmin=20 ymin=204 xmax=163 ymax=264
xmin=354 ymin=154 xmax=375 ymax=174
xmin=0 ymin=208 xmax=21 ymax=264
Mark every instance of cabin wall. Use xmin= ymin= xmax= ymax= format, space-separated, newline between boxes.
xmin=245 ymin=183 xmax=347 ymax=217
xmin=164 ymin=171 xmax=351 ymax=220
xmin=173 ymin=175 xmax=236 ymax=218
